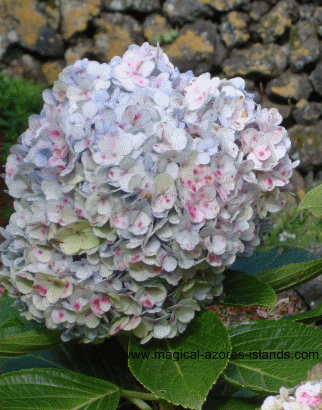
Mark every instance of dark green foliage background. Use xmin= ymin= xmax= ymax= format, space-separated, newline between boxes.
xmin=0 ymin=74 xmax=48 ymax=227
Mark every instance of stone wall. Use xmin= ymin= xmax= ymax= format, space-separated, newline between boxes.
xmin=2 ymin=0 xmax=322 ymax=192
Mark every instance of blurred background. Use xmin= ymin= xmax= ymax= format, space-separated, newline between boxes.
xmin=1 ymin=0 xmax=322 ymax=257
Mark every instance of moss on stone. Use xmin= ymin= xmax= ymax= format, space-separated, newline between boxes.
xmin=291 ymin=130 xmax=321 ymax=150
xmin=289 ymin=26 xmax=300 ymax=48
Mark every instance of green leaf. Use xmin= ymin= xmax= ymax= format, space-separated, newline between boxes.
xmin=215 ymin=398 xmax=259 ymax=410
xmin=0 ymin=294 xmax=39 ymax=339
xmin=63 ymin=338 xmax=137 ymax=389
xmin=0 ymin=368 xmax=120 ymax=410
xmin=219 ymin=271 xmax=276 ymax=307
xmin=0 ymin=328 xmax=62 ymax=356
xmin=254 ymin=258 xmax=322 ymax=292
xmin=223 ymin=320 xmax=322 ymax=394
xmin=0 ymin=294 xmax=61 ymax=356
xmin=0 ymin=294 xmax=62 ymax=356
xmin=1 ymin=337 xmax=137 ymax=390
xmin=230 ymin=245 xmax=318 ymax=276
xmin=201 ymin=378 xmax=261 ymax=410
xmin=298 ymin=184 xmax=322 ymax=217
xmin=0 ymin=316 xmax=25 ymax=331
xmin=128 ymin=310 xmax=231 ymax=410
xmin=0 ymin=345 xmax=77 ymax=373
xmin=201 ymin=376 xmax=238 ymax=409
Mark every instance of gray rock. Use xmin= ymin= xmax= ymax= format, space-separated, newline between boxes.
xmin=258 ymin=0 xmax=279 ymax=4
xmin=304 ymin=170 xmax=317 ymax=191
xmin=305 ymin=173 xmax=322 ymax=189
xmin=299 ymin=4 xmax=315 ymax=20
xmin=293 ymin=100 xmax=322 ymax=125
xmin=288 ymin=121 xmax=322 ymax=172
xmin=65 ymin=37 xmax=95 ymax=66
xmin=308 ymin=243 xmax=322 ymax=258
xmin=60 ymin=0 xmax=101 ymax=40
xmin=42 ymin=60 xmax=66 ymax=85
xmin=265 ymin=71 xmax=313 ymax=102
xmin=93 ymin=13 xmax=144 ymax=63
xmin=244 ymin=79 xmax=261 ymax=104
xmin=242 ymin=1 xmax=270 ymax=22
xmin=296 ymin=234 xmax=322 ymax=313
xmin=316 ymin=170 xmax=322 ymax=182
xmin=162 ymin=0 xmax=213 ymax=25
xmin=203 ymin=0 xmax=248 ymax=12
xmin=34 ymin=26 xmax=65 ymax=58
xmin=289 ymin=19 xmax=320 ymax=71
xmin=162 ymin=19 xmax=227 ymax=76
xmin=143 ymin=14 xmax=173 ymax=45
xmin=296 ymin=275 xmax=322 ymax=310
xmin=309 ymin=61 xmax=322 ymax=96
xmin=258 ymin=0 xmax=298 ymax=44
xmin=220 ymin=11 xmax=250 ymax=48
xmin=38 ymin=2 xmax=60 ymax=31
xmin=248 ymin=22 xmax=264 ymax=43
xmin=0 ymin=0 xmax=64 ymax=55
xmin=3 ymin=54 xmax=45 ymax=83
xmin=313 ymin=6 xmax=322 ymax=37
xmin=103 ymin=0 xmax=161 ymax=13
xmin=313 ymin=6 xmax=322 ymax=25
xmin=222 ymin=43 xmax=288 ymax=79
xmin=288 ymin=168 xmax=306 ymax=200
xmin=0 ymin=24 xmax=18 ymax=60
xmin=260 ymin=96 xmax=292 ymax=120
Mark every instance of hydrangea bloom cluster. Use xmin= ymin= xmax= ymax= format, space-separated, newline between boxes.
xmin=0 ymin=42 xmax=299 ymax=344
xmin=261 ymin=381 xmax=322 ymax=410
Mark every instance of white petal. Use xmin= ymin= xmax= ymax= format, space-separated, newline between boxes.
xmin=139 ymin=60 xmax=155 ymax=77
xmin=67 ymin=86 xmax=83 ymax=101
xmin=109 ymin=316 xmax=130 ymax=335
xmin=86 ymin=61 xmax=101 ymax=76
xmin=154 ymin=91 xmax=170 ymax=107
xmin=211 ymin=235 xmax=227 ymax=254
xmin=168 ymin=128 xmax=187 ymax=151
xmin=82 ymin=101 xmax=98 ymax=118
xmin=162 ymin=255 xmax=177 ymax=272
xmin=85 ymin=312 xmax=101 ymax=328
xmin=123 ymin=316 xmax=141 ymax=331
xmin=153 ymin=324 xmax=172 ymax=338
xmin=116 ymin=136 xmax=133 ymax=155
xmin=197 ymin=152 xmax=210 ymax=164
xmin=176 ymin=308 xmax=195 ymax=323
xmin=130 ymin=132 xmax=146 ymax=150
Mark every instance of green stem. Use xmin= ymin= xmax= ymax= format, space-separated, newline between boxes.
xmin=120 ymin=389 xmax=160 ymax=401
xmin=126 ymin=398 xmax=153 ymax=410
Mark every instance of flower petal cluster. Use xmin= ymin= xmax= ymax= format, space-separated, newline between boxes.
xmin=208 ymin=293 xmax=304 ymax=327
xmin=260 ymin=379 xmax=322 ymax=410
xmin=0 ymin=43 xmax=298 ymax=344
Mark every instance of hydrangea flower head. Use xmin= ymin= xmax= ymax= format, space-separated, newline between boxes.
xmin=0 ymin=43 xmax=299 ymax=344
xmin=295 ymin=382 xmax=322 ymax=408
xmin=260 ymin=380 xmax=322 ymax=410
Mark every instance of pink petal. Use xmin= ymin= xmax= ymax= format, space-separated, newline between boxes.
xmin=132 ymin=75 xmax=149 ymax=87
xmin=253 ymin=145 xmax=271 ymax=161
xmin=52 ymin=309 xmax=66 ymax=323
xmin=33 ymin=284 xmax=49 ymax=296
